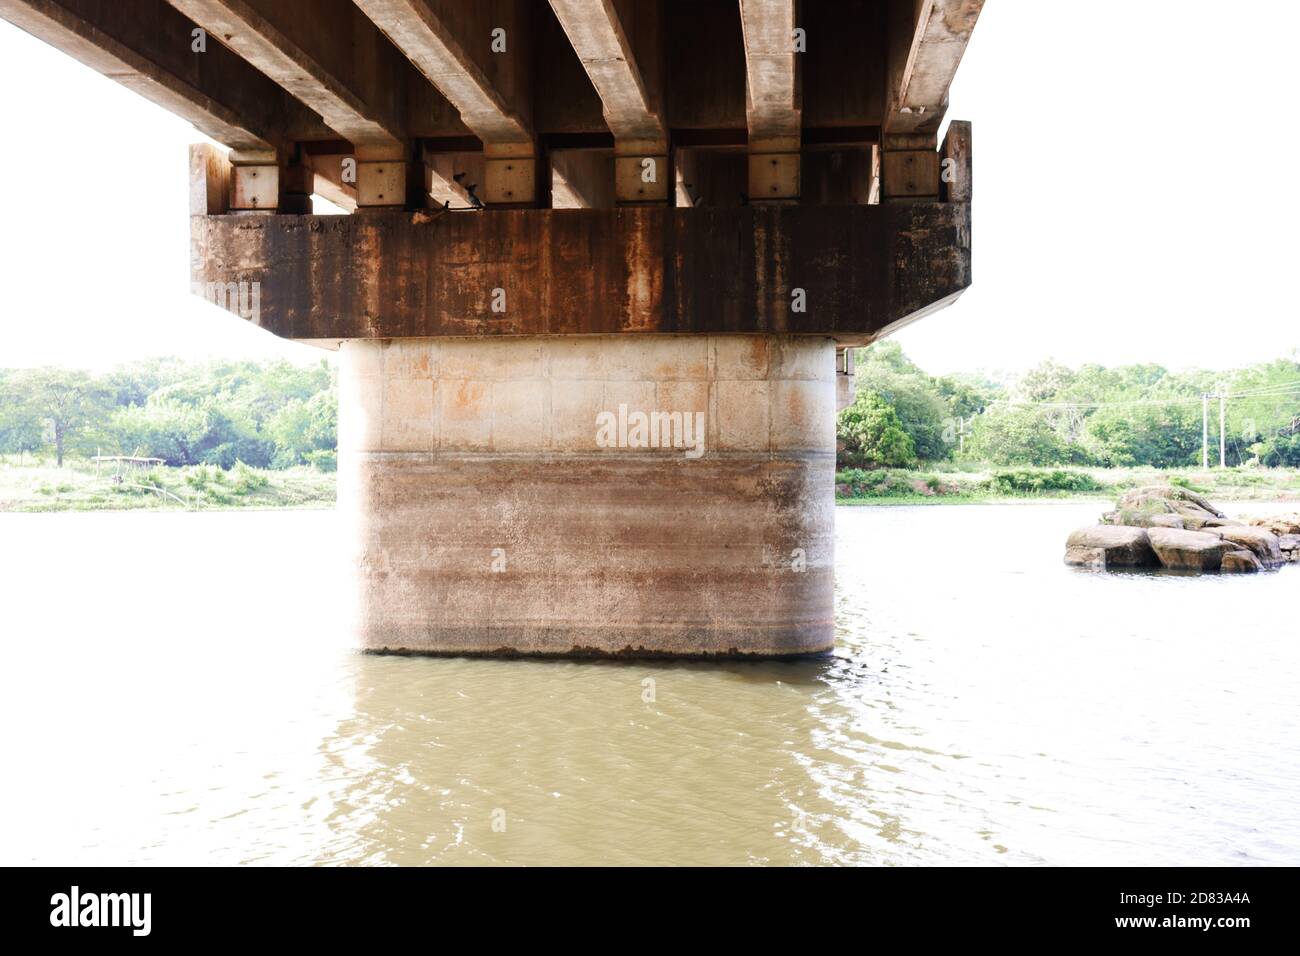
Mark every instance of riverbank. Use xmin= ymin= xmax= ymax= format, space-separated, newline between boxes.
xmin=0 ymin=460 xmax=334 ymax=512
xmin=835 ymin=465 xmax=1300 ymax=505
xmin=6 ymin=460 xmax=1299 ymax=512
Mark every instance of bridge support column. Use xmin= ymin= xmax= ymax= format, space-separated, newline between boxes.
xmin=338 ymin=334 xmax=836 ymax=657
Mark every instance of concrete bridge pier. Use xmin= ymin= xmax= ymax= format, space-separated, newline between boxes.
xmin=1 ymin=0 xmax=984 ymax=658
xmin=338 ymin=334 xmax=837 ymax=656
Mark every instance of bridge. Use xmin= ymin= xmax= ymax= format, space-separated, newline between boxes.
xmin=1 ymin=0 xmax=982 ymax=656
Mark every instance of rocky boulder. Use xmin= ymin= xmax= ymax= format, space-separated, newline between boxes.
xmin=1146 ymin=528 xmax=1235 ymax=571
xmin=1201 ymin=516 xmax=1245 ymax=528
xmin=1222 ymin=550 xmax=1264 ymax=573
xmin=1114 ymin=485 xmax=1241 ymax=529
xmin=1212 ymin=526 xmax=1284 ymax=569
xmin=1067 ymin=486 xmax=1296 ymax=573
xmin=1116 ymin=485 xmax=1226 ymax=521
xmin=1101 ymin=510 xmax=1185 ymax=530
xmin=1064 ymin=526 xmax=1158 ymax=568
xmin=1246 ymin=512 xmax=1300 ymax=537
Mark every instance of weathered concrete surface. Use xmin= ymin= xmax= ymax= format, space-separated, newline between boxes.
xmin=190 ymin=203 xmax=971 ymax=345
xmin=339 ymin=334 xmax=836 ymax=656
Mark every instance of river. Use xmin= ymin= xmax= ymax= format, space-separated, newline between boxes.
xmin=1 ymin=502 xmax=1296 ymax=866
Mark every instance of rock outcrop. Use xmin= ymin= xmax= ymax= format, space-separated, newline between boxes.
xmin=1216 ymin=527 xmax=1284 ymax=567
xmin=1222 ymin=550 xmax=1264 ymax=573
xmin=1064 ymin=526 xmax=1158 ymax=569
xmin=1068 ymin=486 xmax=1294 ymax=573
xmin=1102 ymin=510 xmax=1186 ymax=530
xmin=1109 ymin=486 xmax=1225 ymax=523
xmin=1243 ymin=512 xmax=1300 ymax=564
xmin=1146 ymin=528 xmax=1234 ymax=571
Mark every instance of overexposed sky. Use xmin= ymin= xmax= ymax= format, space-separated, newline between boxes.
xmin=901 ymin=0 xmax=1300 ymax=374
xmin=0 ymin=17 xmax=318 ymax=369
xmin=0 ymin=3 xmax=1296 ymax=374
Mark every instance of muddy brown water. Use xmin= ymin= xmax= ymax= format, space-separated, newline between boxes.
xmin=1 ymin=502 xmax=1295 ymax=865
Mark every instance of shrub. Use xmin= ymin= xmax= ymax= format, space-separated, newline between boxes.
xmin=1168 ymin=474 xmax=1208 ymax=492
xmin=184 ymin=464 xmax=222 ymax=490
xmin=837 ymin=393 xmax=916 ymax=468
xmin=303 ymin=449 xmax=337 ymax=472
xmin=989 ymin=468 xmax=1102 ymax=494
xmin=231 ymin=460 xmax=270 ymax=494
xmin=835 ymin=468 xmax=947 ymax=498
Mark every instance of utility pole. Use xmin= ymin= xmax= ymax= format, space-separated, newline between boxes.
xmin=1202 ymin=393 xmax=1210 ymax=468
xmin=1219 ymin=391 xmax=1227 ymax=468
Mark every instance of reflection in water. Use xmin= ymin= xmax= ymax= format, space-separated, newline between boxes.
xmin=0 ymin=504 xmax=1296 ymax=865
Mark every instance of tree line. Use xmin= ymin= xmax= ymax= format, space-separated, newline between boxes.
xmin=5 ymin=347 xmax=1297 ymax=474
xmin=0 ymin=358 xmax=337 ymax=470
xmin=838 ymin=343 xmax=1300 ymax=470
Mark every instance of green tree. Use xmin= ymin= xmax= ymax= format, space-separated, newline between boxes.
xmin=1083 ymin=403 xmax=1203 ymax=468
xmin=966 ymin=405 xmax=1072 ymax=466
xmin=855 ymin=342 xmax=952 ymax=460
xmin=934 ymin=372 xmax=998 ymax=420
xmin=265 ymin=390 xmax=337 ymax=467
xmin=1015 ymin=360 xmax=1077 ymax=402
xmin=1250 ymin=425 xmax=1300 ymax=466
xmin=108 ymin=399 xmax=210 ymax=465
xmin=838 ymin=392 xmax=916 ymax=467
xmin=0 ymin=372 xmax=46 ymax=460
xmin=8 ymin=368 xmax=112 ymax=466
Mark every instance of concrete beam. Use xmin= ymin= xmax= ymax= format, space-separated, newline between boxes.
xmin=740 ymin=1 xmax=801 ymax=201
xmin=940 ymin=119 xmax=971 ymax=203
xmin=166 ymin=0 xmax=404 ymax=148
xmin=548 ymin=0 xmax=665 ymax=152
xmin=739 ymin=0 xmax=800 ymax=151
xmin=354 ymin=0 xmax=531 ymax=152
xmin=548 ymin=1 xmax=667 ymax=204
xmin=835 ymin=346 xmax=857 ymax=411
xmin=165 ymin=0 xmax=430 ymax=209
xmin=881 ymin=148 xmax=938 ymax=200
xmin=190 ymin=204 xmax=971 ymax=343
xmin=885 ymin=0 xmax=983 ymax=136
xmin=0 ymin=0 xmax=332 ymax=151
xmin=189 ymin=142 xmax=231 ymax=215
xmin=304 ymin=153 xmax=358 ymax=212
xmin=354 ymin=0 xmax=536 ymax=203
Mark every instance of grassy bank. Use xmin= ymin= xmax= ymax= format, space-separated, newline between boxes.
xmin=835 ymin=465 xmax=1300 ymax=505
xmin=5 ymin=457 xmax=1297 ymax=512
xmin=0 ymin=458 xmax=335 ymax=512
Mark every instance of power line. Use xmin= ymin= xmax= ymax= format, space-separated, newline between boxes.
xmin=989 ymin=382 xmax=1300 ymax=410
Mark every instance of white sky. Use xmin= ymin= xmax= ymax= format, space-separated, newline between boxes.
xmin=0 ymin=3 xmax=1296 ymax=375
xmin=0 ymin=17 xmax=319 ymax=370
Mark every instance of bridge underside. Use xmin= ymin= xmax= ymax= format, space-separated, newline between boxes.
xmin=4 ymin=0 xmax=983 ymax=656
